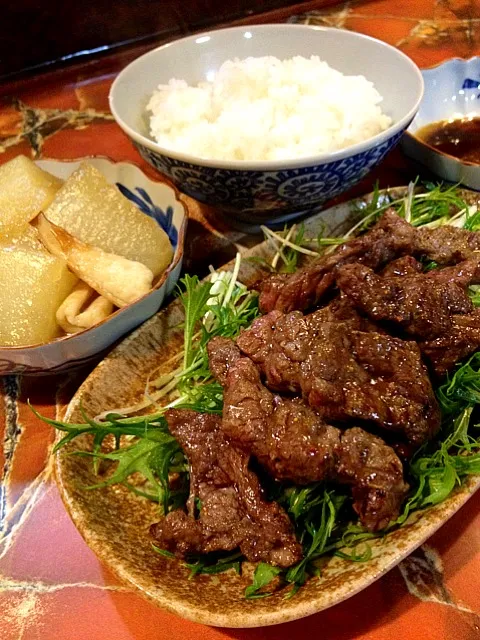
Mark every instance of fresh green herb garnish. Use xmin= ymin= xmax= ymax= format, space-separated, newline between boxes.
xmin=262 ymin=223 xmax=310 ymax=273
xmin=284 ymin=489 xmax=339 ymax=589
xmin=245 ymin=563 xmax=283 ymax=599
xmin=184 ymin=551 xmax=243 ymax=577
xmin=469 ymin=285 xmax=480 ymax=308
xmin=152 ymin=545 xmax=175 ymax=559
xmin=31 ymin=406 xmax=186 ymax=512
xmin=171 ymin=256 xmax=259 ymax=414
xmin=180 ymin=274 xmax=213 ymax=373
xmin=464 ymin=206 xmax=480 ymax=231
xmin=247 ymin=488 xmax=377 ymax=598
xmin=261 ymin=223 xmax=319 ymax=273
xmin=352 ymin=180 xmax=470 ymax=231
xmin=260 ymin=181 xmax=473 ymax=268
xmin=437 ymin=352 xmax=480 ymax=415
xmin=396 ymin=355 xmax=480 ymax=523
xmin=423 ymin=259 xmax=439 ymax=272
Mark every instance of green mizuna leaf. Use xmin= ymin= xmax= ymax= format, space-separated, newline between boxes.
xmin=245 ymin=563 xmax=282 ymax=599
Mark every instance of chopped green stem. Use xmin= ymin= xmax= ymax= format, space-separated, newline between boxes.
xmin=223 ymin=253 xmax=242 ymax=307
xmin=261 ymin=225 xmax=320 ymax=257
xmin=271 ymin=225 xmax=297 ymax=270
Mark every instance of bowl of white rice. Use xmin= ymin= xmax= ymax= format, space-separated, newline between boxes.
xmin=110 ymin=24 xmax=423 ymax=227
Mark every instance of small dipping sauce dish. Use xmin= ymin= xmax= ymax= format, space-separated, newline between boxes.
xmin=402 ymin=57 xmax=480 ymax=189
xmin=416 ymin=116 xmax=480 ymax=165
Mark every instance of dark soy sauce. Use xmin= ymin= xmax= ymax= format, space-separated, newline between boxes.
xmin=416 ymin=117 xmax=480 ymax=164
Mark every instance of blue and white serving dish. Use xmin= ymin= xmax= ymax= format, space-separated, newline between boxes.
xmin=0 ymin=157 xmax=187 ymax=375
xmin=110 ymin=24 xmax=423 ymax=227
xmin=402 ymin=57 xmax=480 ymax=189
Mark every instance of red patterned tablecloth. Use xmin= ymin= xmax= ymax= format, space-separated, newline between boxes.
xmin=1 ymin=1 xmax=480 ymax=638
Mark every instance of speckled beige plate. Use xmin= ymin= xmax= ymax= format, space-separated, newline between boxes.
xmin=55 ymin=188 xmax=480 ymax=628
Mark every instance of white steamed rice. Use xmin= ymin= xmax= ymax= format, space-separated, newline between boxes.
xmin=146 ymin=56 xmax=392 ymax=162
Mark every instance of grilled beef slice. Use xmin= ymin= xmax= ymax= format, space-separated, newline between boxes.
xmin=336 ymin=427 xmax=408 ymax=531
xmin=415 ymin=224 xmax=480 ymax=264
xmin=236 ymin=313 xmax=440 ymax=445
xmin=336 ymin=259 xmax=478 ymax=340
xmin=258 ymin=210 xmax=480 ymax=315
xmin=150 ymin=409 xmax=302 ymax=568
xmin=212 ymin=338 xmax=341 ymax=484
xmin=308 ymin=295 xmax=382 ymax=332
xmin=380 ymin=255 xmax=423 ymax=277
xmin=420 ymin=311 xmax=480 ymax=376
xmin=208 ymin=337 xmax=408 ymax=531
xmin=337 ymin=258 xmax=480 ymax=374
xmin=258 ymin=209 xmax=416 ymax=313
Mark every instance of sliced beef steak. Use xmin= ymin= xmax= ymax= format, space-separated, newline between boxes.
xmin=308 ymin=295 xmax=382 ymax=333
xmin=258 ymin=210 xmax=416 ymax=313
xmin=215 ymin=341 xmax=341 ymax=484
xmin=208 ymin=338 xmax=409 ymax=531
xmin=336 ymin=259 xmax=478 ymax=340
xmin=150 ymin=409 xmax=302 ymax=568
xmin=380 ymin=255 xmax=423 ymax=277
xmin=420 ymin=311 xmax=480 ymax=376
xmin=236 ymin=313 xmax=440 ymax=444
xmin=207 ymin=332 xmax=244 ymax=386
xmin=258 ymin=209 xmax=480 ymax=315
xmin=337 ymin=427 xmax=409 ymax=531
xmin=415 ymin=224 xmax=480 ymax=264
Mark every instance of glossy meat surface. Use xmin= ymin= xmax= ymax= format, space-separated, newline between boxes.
xmin=258 ymin=210 xmax=416 ymax=313
xmin=212 ymin=338 xmax=341 ymax=484
xmin=337 ymin=259 xmax=478 ymax=340
xmin=337 ymin=427 xmax=409 ymax=531
xmin=415 ymin=224 xmax=480 ymax=264
xmin=236 ymin=313 xmax=440 ymax=444
xmin=420 ymin=311 xmax=480 ymax=376
xmin=209 ymin=337 xmax=408 ymax=531
xmin=151 ymin=409 xmax=302 ymax=568
xmin=258 ymin=211 xmax=480 ymax=315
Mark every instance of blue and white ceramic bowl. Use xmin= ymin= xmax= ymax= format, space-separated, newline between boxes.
xmin=402 ymin=57 xmax=480 ymax=189
xmin=110 ymin=24 xmax=423 ymax=227
xmin=0 ymin=157 xmax=187 ymax=375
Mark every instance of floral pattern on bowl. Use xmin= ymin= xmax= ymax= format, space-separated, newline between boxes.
xmin=402 ymin=57 xmax=480 ymax=189
xmin=117 ymin=183 xmax=178 ymax=246
xmin=135 ymin=129 xmax=405 ymax=226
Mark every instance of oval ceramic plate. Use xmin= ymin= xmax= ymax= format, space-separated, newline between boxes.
xmin=55 ymin=188 xmax=480 ymax=628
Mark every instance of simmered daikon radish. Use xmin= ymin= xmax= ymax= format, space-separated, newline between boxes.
xmin=0 ymin=248 xmax=77 ymax=346
xmin=0 ymin=155 xmax=62 ymax=236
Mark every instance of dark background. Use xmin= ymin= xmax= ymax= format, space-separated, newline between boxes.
xmin=1 ymin=0 xmax=337 ymax=79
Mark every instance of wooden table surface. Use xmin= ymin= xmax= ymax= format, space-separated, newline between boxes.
xmin=2 ymin=1 xmax=480 ymax=638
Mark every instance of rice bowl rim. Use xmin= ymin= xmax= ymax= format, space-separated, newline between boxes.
xmin=109 ymin=24 xmax=424 ymax=171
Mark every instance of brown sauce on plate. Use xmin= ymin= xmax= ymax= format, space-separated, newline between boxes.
xmin=416 ymin=117 xmax=480 ymax=164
